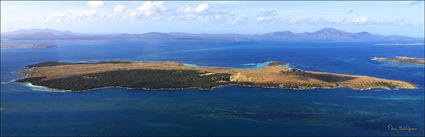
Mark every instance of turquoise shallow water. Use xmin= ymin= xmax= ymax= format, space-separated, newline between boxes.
xmin=1 ymin=39 xmax=424 ymax=136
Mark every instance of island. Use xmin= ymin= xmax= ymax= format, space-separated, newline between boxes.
xmin=376 ymin=43 xmax=425 ymax=46
xmin=15 ymin=60 xmax=415 ymax=91
xmin=372 ymin=56 xmax=425 ymax=65
xmin=0 ymin=44 xmax=56 ymax=49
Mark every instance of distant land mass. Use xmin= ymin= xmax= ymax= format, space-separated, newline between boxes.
xmin=372 ymin=56 xmax=425 ymax=65
xmin=1 ymin=28 xmax=421 ymax=41
xmin=0 ymin=44 xmax=56 ymax=49
xmin=15 ymin=60 xmax=415 ymax=91
xmin=375 ymin=43 xmax=425 ymax=46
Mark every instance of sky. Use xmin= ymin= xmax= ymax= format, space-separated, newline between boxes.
xmin=1 ymin=1 xmax=424 ymax=37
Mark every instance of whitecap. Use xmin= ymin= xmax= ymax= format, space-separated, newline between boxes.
xmin=1 ymin=79 xmax=17 ymax=85
xmin=183 ymin=63 xmax=201 ymax=67
xmin=241 ymin=63 xmax=257 ymax=66
xmin=23 ymin=82 xmax=68 ymax=92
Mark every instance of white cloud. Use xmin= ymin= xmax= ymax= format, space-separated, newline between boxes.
xmin=255 ymin=16 xmax=277 ymax=22
xmin=292 ymin=16 xmax=405 ymax=25
xmin=232 ymin=12 xmax=406 ymax=26
xmin=114 ymin=5 xmax=126 ymax=12
xmin=253 ymin=10 xmax=280 ymax=23
xmin=258 ymin=10 xmax=278 ymax=17
xmin=88 ymin=0 xmax=103 ymax=8
xmin=18 ymin=1 xmax=409 ymax=27
xmin=121 ymin=2 xmax=227 ymax=22
xmin=130 ymin=11 xmax=140 ymax=18
xmin=130 ymin=1 xmax=166 ymax=19
xmin=331 ymin=19 xmax=347 ymax=25
xmin=176 ymin=6 xmax=195 ymax=14
xmin=182 ymin=15 xmax=197 ymax=21
xmin=375 ymin=18 xmax=405 ymax=25
xmin=214 ymin=14 xmax=222 ymax=19
xmin=352 ymin=16 xmax=369 ymax=24
xmin=195 ymin=3 xmax=208 ymax=12
xmin=137 ymin=1 xmax=165 ymax=12
xmin=256 ymin=16 xmax=266 ymax=21
xmin=128 ymin=2 xmax=215 ymax=21
xmin=76 ymin=9 xmax=97 ymax=20
xmin=176 ymin=3 xmax=209 ymax=14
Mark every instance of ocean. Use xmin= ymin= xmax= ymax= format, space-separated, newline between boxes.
xmin=1 ymin=39 xmax=424 ymax=136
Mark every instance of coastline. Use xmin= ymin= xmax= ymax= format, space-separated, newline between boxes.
xmin=14 ymin=60 xmax=417 ymax=92
xmin=18 ymin=80 xmax=414 ymax=93
xmin=22 ymin=82 xmax=70 ymax=92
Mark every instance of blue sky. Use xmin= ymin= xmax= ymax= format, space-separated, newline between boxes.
xmin=1 ymin=1 xmax=424 ymax=37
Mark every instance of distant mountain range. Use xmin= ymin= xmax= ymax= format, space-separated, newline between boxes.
xmin=1 ymin=28 xmax=421 ymax=41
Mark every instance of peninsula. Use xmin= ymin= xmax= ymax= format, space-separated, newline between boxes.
xmin=372 ymin=56 xmax=425 ymax=65
xmin=15 ymin=60 xmax=415 ymax=91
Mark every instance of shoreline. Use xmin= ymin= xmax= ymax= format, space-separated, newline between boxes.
xmin=18 ymin=81 xmax=414 ymax=93
xmin=14 ymin=60 xmax=416 ymax=92
xmin=22 ymin=82 xmax=70 ymax=92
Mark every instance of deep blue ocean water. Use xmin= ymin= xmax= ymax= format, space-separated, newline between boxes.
xmin=1 ymin=39 xmax=424 ymax=136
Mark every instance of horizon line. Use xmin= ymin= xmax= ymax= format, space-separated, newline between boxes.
xmin=2 ymin=27 xmax=424 ymax=38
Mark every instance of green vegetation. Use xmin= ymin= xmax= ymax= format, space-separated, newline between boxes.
xmin=16 ymin=61 xmax=415 ymax=91
xmin=17 ymin=69 xmax=232 ymax=91
xmin=372 ymin=57 xmax=425 ymax=65
xmin=370 ymin=81 xmax=397 ymax=89
xmin=26 ymin=60 xmax=132 ymax=68
xmin=25 ymin=61 xmax=81 ymax=68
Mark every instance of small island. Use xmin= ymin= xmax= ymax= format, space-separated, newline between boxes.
xmin=15 ymin=60 xmax=415 ymax=91
xmin=372 ymin=56 xmax=425 ymax=65
xmin=376 ymin=43 xmax=424 ymax=46
xmin=0 ymin=44 xmax=56 ymax=49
